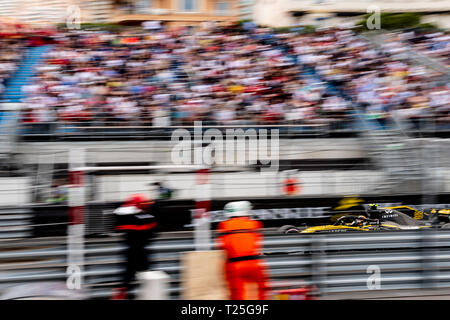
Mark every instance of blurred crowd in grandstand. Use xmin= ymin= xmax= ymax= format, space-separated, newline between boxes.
xmin=401 ymin=30 xmax=450 ymax=68
xmin=2 ymin=23 xmax=448 ymax=134
xmin=0 ymin=37 xmax=23 ymax=96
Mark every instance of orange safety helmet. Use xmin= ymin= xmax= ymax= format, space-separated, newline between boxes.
xmin=125 ymin=194 xmax=154 ymax=210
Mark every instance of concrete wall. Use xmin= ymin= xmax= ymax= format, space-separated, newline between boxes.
xmin=0 ymin=168 xmax=449 ymax=205
xmin=0 ymin=177 xmax=32 ymax=206
xmin=1 ymin=167 xmax=450 ymax=206
xmin=81 ymin=168 xmax=450 ymax=202
xmin=17 ymin=138 xmax=367 ymax=165
xmin=94 ymin=170 xmax=387 ymax=202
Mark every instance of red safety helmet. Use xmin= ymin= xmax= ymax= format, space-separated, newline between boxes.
xmin=125 ymin=194 xmax=154 ymax=210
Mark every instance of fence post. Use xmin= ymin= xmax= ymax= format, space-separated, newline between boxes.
xmin=420 ymin=229 xmax=438 ymax=290
xmin=137 ymin=271 xmax=170 ymax=300
xmin=310 ymin=235 xmax=327 ymax=296
xmin=194 ymin=168 xmax=211 ymax=251
xmin=67 ymin=148 xmax=86 ymax=291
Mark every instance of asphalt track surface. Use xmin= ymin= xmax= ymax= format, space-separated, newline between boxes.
xmin=323 ymin=288 xmax=450 ymax=299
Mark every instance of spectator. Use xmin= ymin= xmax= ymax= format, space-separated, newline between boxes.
xmin=152 ymin=181 xmax=174 ymax=200
xmin=17 ymin=25 xmax=449 ymax=135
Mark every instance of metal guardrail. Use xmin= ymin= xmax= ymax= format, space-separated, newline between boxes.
xmin=18 ymin=122 xmax=360 ymax=141
xmin=2 ymin=229 xmax=450 ymax=299
xmin=0 ymin=208 xmax=33 ymax=239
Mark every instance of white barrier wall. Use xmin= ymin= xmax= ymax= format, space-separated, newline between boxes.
xmin=94 ymin=170 xmax=387 ymax=202
xmin=0 ymin=177 xmax=32 ymax=206
xmin=2 ymin=169 xmax=450 ymax=205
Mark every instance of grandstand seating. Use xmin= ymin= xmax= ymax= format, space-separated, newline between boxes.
xmin=0 ymin=24 xmax=445 ymax=142
xmin=2 ymin=45 xmax=52 ymax=103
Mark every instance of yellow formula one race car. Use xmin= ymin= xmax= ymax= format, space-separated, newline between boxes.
xmin=330 ymin=204 xmax=431 ymax=222
xmin=331 ymin=204 xmax=448 ymax=223
xmin=424 ymin=208 xmax=450 ymax=223
xmin=376 ymin=205 xmax=450 ymax=224
xmin=280 ymin=207 xmax=445 ymax=234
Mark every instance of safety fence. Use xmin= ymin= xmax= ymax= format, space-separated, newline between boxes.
xmin=16 ymin=121 xmax=450 ymax=142
xmin=0 ymin=207 xmax=33 ymax=240
xmin=3 ymin=229 xmax=450 ymax=299
xmin=18 ymin=123 xmax=358 ymax=141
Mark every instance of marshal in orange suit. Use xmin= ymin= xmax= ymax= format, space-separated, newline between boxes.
xmin=216 ymin=201 xmax=269 ymax=300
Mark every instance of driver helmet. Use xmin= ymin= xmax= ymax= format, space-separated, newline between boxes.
xmin=224 ymin=201 xmax=252 ymax=219
xmin=357 ymin=215 xmax=367 ymax=223
xmin=350 ymin=215 xmax=367 ymax=226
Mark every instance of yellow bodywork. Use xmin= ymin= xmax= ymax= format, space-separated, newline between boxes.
xmin=331 ymin=205 xmax=426 ymax=222
xmin=430 ymin=209 xmax=450 ymax=215
xmin=301 ymin=222 xmax=431 ymax=233
xmin=303 ymin=205 xmax=439 ymax=233
xmin=381 ymin=206 xmax=426 ymax=220
xmin=301 ymin=225 xmax=372 ymax=233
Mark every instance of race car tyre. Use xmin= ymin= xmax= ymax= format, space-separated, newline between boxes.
xmin=442 ymin=223 xmax=450 ymax=229
xmin=278 ymin=225 xmax=302 ymax=234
